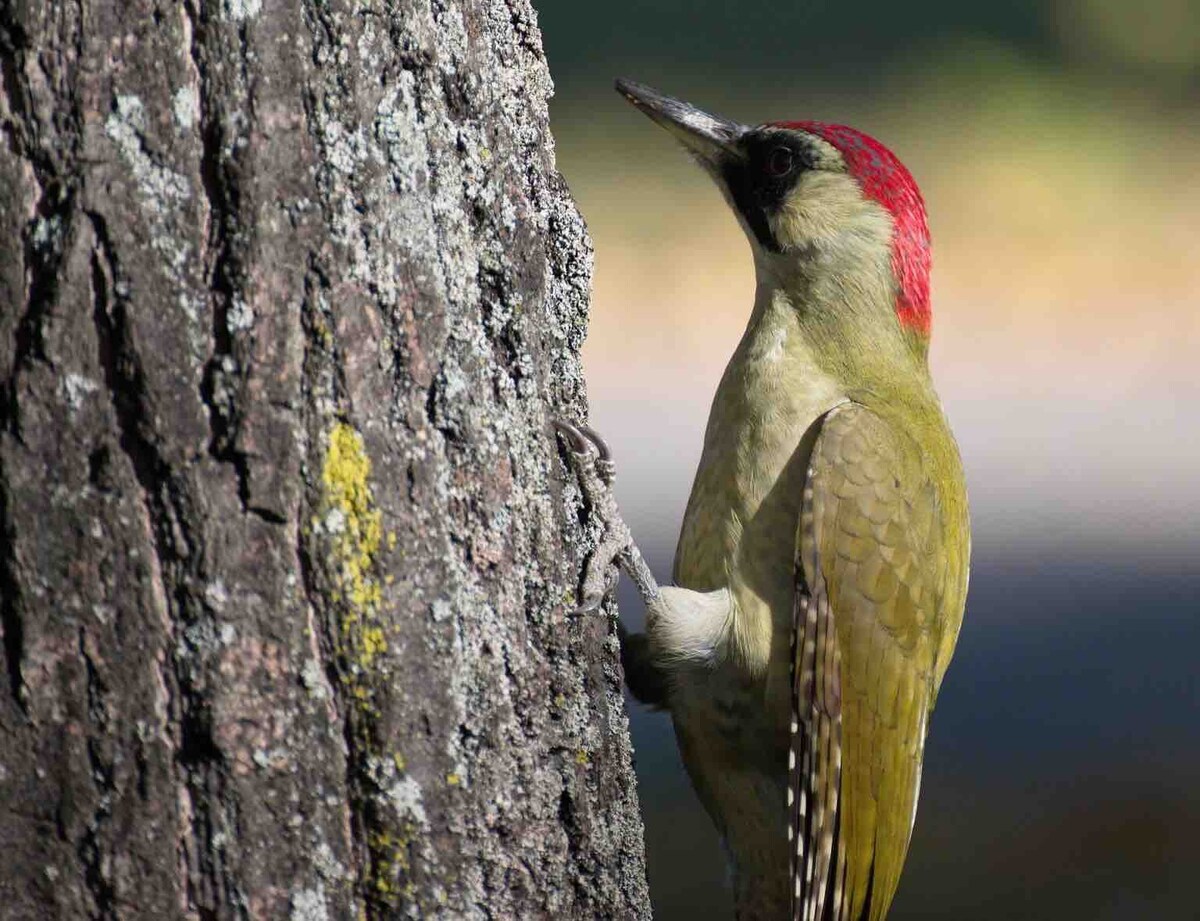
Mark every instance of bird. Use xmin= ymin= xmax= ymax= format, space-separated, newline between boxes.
xmin=554 ymin=79 xmax=970 ymax=920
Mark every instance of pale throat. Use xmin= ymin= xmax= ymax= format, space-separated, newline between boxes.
xmin=704 ymin=276 xmax=847 ymax=530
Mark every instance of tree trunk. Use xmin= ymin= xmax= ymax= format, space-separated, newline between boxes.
xmin=0 ymin=1 xmax=650 ymax=918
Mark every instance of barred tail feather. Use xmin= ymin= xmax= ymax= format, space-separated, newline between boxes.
xmin=790 ymin=570 xmax=845 ymax=921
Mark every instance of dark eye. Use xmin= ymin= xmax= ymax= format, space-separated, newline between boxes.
xmin=766 ymin=146 xmax=794 ymax=178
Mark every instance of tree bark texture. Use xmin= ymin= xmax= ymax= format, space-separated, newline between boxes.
xmin=0 ymin=1 xmax=650 ymax=918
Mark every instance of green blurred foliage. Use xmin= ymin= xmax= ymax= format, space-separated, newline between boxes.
xmin=540 ymin=0 xmax=1054 ymax=82
xmin=540 ymin=0 xmax=1200 ymax=105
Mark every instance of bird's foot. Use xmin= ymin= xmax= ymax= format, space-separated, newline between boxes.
xmin=553 ymin=418 xmax=659 ymax=613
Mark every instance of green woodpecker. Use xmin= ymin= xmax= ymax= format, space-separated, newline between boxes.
xmin=555 ymin=80 xmax=969 ymax=920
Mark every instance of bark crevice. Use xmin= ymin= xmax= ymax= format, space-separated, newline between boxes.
xmin=87 ymin=210 xmax=239 ymax=920
xmin=0 ymin=17 xmax=80 ymax=722
xmin=78 ymin=627 xmax=118 ymax=921
xmin=187 ymin=0 xmax=277 ymax=526
xmin=0 ymin=473 xmax=26 ymax=716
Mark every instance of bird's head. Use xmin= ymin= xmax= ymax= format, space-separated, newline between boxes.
xmin=616 ymin=79 xmax=932 ymax=351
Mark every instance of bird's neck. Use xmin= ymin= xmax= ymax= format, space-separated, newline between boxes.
xmin=750 ymin=243 xmax=932 ymax=402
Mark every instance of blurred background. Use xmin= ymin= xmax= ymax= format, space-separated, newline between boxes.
xmin=539 ymin=1 xmax=1199 ymax=918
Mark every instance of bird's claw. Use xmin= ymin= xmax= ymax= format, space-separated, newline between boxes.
xmin=576 ymin=422 xmax=615 ymax=485
xmin=552 ymin=417 xmax=590 ymax=455
xmin=552 ymin=419 xmax=617 ymax=483
xmin=553 ymin=417 xmax=629 ymax=614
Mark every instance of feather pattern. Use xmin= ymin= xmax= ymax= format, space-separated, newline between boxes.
xmin=791 ymin=418 xmax=847 ymax=921
xmin=790 ymin=402 xmax=969 ymax=921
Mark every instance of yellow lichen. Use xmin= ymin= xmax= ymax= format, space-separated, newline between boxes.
xmin=362 ymin=625 xmax=388 ymax=659
xmin=366 ymin=825 xmax=417 ymax=909
xmin=446 ymin=773 xmax=461 ymax=786
xmin=321 ymin=421 xmax=386 ymax=668
xmin=312 ymin=313 xmax=333 ymax=348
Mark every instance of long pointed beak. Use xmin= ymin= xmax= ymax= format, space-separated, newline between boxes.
xmin=615 ymin=79 xmax=745 ymax=168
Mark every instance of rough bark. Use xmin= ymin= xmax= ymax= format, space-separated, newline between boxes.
xmin=0 ymin=1 xmax=650 ymax=918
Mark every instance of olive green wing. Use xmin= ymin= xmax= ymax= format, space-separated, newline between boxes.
xmin=789 ymin=402 xmax=968 ymax=921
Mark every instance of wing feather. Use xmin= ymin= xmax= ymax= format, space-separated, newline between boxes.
xmin=789 ymin=403 xmax=968 ymax=921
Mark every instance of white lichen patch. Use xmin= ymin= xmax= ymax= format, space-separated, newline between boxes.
xmin=172 ymin=85 xmax=199 ymax=130
xmin=224 ymin=0 xmax=262 ymax=21
xmin=205 ymin=578 xmax=230 ymax=611
xmin=176 ymin=290 xmax=204 ymax=328
xmin=311 ymin=840 xmax=348 ymax=883
xmin=252 ymin=747 xmax=290 ymax=771
xmin=322 ymin=506 xmax=346 ymax=535
xmin=227 ymin=297 xmax=255 ymax=332
xmin=61 ymin=372 xmax=98 ymax=411
xmin=299 ymin=658 xmax=330 ymax=701
xmin=105 ymin=95 xmax=190 ymax=207
xmin=289 ymin=884 xmax=329 ymax=921
xmin=104 ymin=92 xmax=206 ymax=349
xmin=387 ymin=775 xmax=428 ymax=825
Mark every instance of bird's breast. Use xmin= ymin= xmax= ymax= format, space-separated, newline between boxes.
xmin=674 ymin=307 xmax=844 ymax=675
